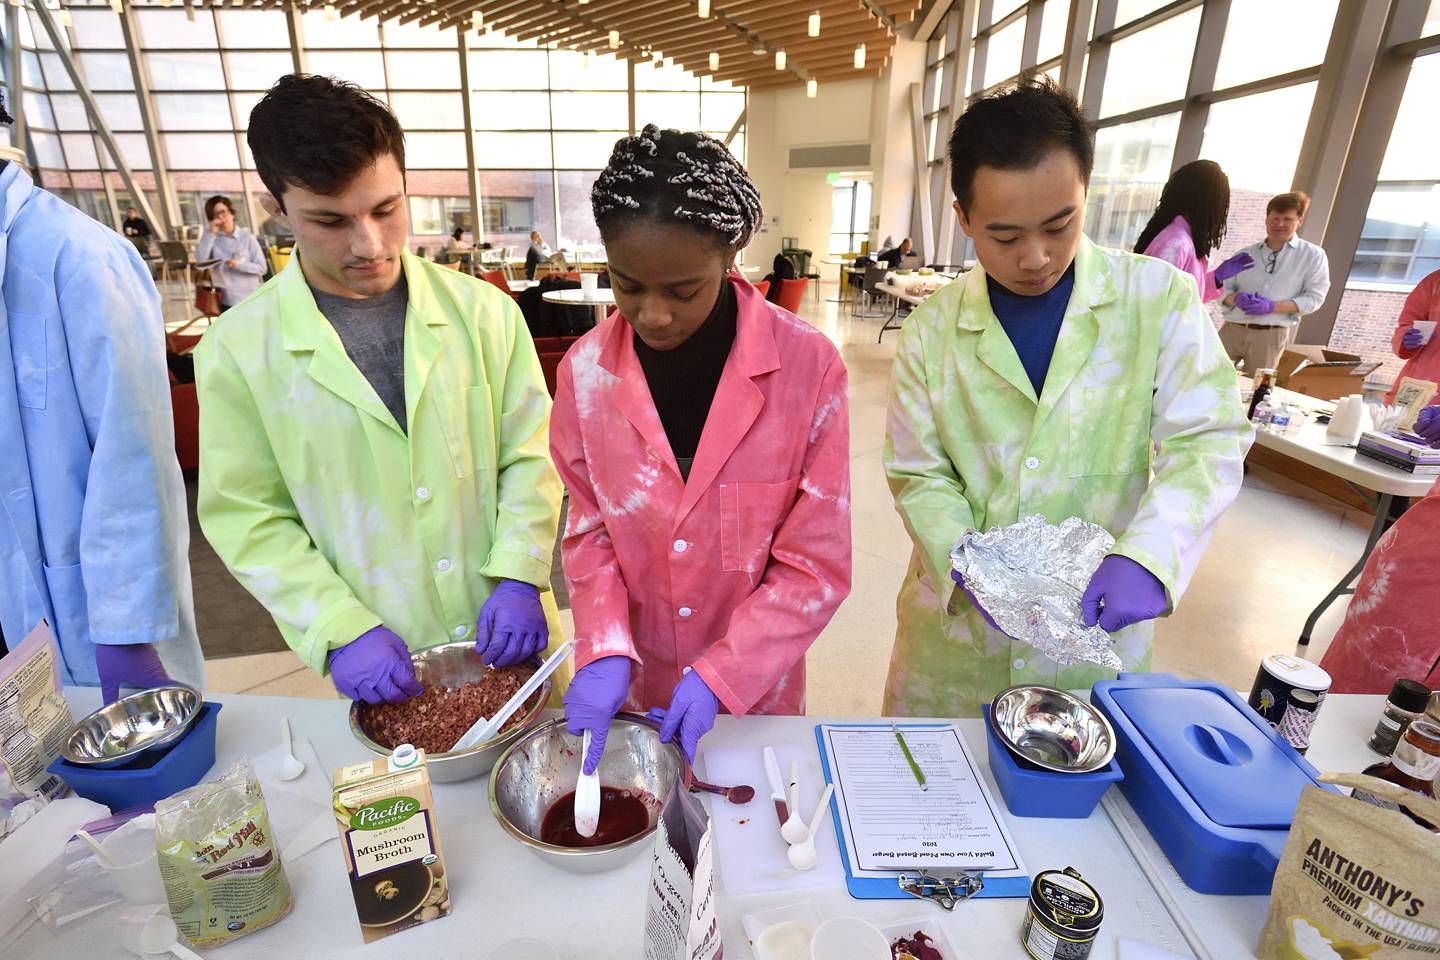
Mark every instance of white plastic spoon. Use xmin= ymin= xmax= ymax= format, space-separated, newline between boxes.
xmin=575 ymin=728 xmax=601 ymax=839
xmin=786 ymin=783 xmax=835 ymax=872
xmin=780 ymin=761 xmax=808 ymax=846
xmin=453 ymin=640 xmax=575 ymax=752
xmin=74 ymin=828 xmax=113 ymax=866
xmin=278 ymin=716 xmax=305 ymax=782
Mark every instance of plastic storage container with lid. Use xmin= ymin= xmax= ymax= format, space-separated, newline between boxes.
xmin=1091 ymin=673 xmax=1335 ymax=895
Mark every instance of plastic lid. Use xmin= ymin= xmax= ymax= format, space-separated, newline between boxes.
xmin=1112 ymin=687 xmax=1315 ymax=830
xmin=1389 ymin=679 xmax=1431 ymax=714
xmin=1261 ymin=655 xmax=1331 ymax=692
xmin=391 ymin=744 xmax=419 ymax=769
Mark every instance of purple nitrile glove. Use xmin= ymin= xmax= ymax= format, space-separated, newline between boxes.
xmin=1213 ymin=252 xmax=1254 ymax=283
xmin=1402 ymin=327 xmax=1426 ymax=350
xmin=950 ymin=569 xmax=1005 ymax=634
xmin=475 ymin=579 xmax=548 ymax=668
xmin=646 ymin=669 xmax=720 ymax=763
xmin=94 ymin=643 xmax=172 ymax=704
xmin=1237 ymin=292 xmax=1276 ymax=316
xmin=1081 ymin=555 xmax=1169 ymax=634
xmin=327 ymin=626 xmax=423 ymax=704
xmin=564 ymin=655 xmax=632 ymax=775
xmin=1415 ymin=405 xmax=1440 ymax=447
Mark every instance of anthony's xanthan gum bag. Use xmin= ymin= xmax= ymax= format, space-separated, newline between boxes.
xmin=1257 ymin=773 xmax=1440 ymax=960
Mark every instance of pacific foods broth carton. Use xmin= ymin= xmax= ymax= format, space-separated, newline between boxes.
xmin=333 ymin=744 xmax=450 ymax=943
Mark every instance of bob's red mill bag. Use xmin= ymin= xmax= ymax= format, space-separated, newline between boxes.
xmin=1258 ymin=773 xmax=1440 ymax=960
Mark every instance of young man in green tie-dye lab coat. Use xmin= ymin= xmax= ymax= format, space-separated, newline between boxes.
xmin=883 ymin=79 xmax=1254 ymax=717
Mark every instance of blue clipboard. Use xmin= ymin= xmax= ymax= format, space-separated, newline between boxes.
xmin=814 ymin=723 xmax=1030 ymax=900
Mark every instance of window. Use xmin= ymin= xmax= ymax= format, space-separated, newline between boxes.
xmin=409 ymin=196 xmax=445 ymax=235
xmin=556 ymin=171 xmax=602 ymax=246
xmin=146 ymin=52 xmax=225 ymax=91
xmin=388 ymin=92 xmax=464 ymax=130
xmin=302 ymin=11 xmax=380 ymax=48
xmin=1038 ymin=0 xmax=1069 ymax=64
xmin=1099 ymin=7 xmax=1201 ymax=118
xmin=549 ymin=50 xmax=628 ymax=91
xmin=1113 ymin=0 xmax=1172 ymax=28
xmin=217 ymin=10 xmax=290 ymax=48
xmin=829 ymin=178 xmax=872 ymax=255
xmin=305 ymin=51 xmax=387 ymax=89
xmin=224 ymin=52 xmax=295 ymax=91
xmin=1085 ymin=113 xmax=1181 ymax=249
xmin=155 ymin=93 xmax=231 ymax=131
xmin=482 ymin=197 xmax=535 ymax=234
xmin=553 ymin=92 xmax=630 ymax=130
xmin=983 ymin=15 xmax=1025 ymax=90
xmin=1200 ymin=82 xmax=1317 ymax=256
xmin=474 ymin=131 xmax=553 ymax=169
xmin=75 ymin=52 xmax=132 ymax=90
xmin=137 ymin=10 xmax=217 ymax=48
xmin=1214 ymin=0 xmax=1337 ymax=90
xmin=634 ymin=91 xmax=700 ymax=131
xmin=387 ymin=50 xmax=459 ymax=88
xmin=70 ymin=10 xmax=125 ymax=48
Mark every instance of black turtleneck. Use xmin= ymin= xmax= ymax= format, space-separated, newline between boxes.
xmin=634 ymin=280 xmax=738 ymax=480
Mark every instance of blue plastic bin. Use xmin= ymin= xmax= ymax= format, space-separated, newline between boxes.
xmin=1092 ymin=673 xmax=1335 ymax=895
xmin=983 ymin=705 xmax=1123 ymax=818
xmin=48 ymin=701 xmax=222 ymax=810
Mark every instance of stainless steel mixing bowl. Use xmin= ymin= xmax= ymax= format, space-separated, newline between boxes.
xmin=349 ymin=641 xmax=552 ymax=783
xmin=489 ymin=714 xmax=685 ymax=873
xmin=62 ymin=684 xmax=203 ymax=768
xmin=990 ymin=684 xmax=1117 ymax=774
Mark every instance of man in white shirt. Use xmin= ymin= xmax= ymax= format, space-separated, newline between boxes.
xmin=1219 ymin=191 xmax=1331 ymax=373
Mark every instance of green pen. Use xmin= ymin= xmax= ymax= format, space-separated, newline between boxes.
xmin=891 ymin=722 xmax=927 ymax=791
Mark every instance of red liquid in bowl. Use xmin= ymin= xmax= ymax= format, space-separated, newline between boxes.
xmin=540 ymin=788 xmax=651 ymax=847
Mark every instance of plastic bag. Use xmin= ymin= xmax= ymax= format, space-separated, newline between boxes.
xmin=0 ymin=622 xmax=74 ymax=839
xmin=154 ymin=758 xmax=292 ymax=948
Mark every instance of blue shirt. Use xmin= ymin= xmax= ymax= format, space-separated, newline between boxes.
xmin=988 ymin=264 xmax=1076 ymax=398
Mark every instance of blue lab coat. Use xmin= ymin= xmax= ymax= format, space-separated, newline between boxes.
xmin=0 ymin=162 xmax=204 ymax=688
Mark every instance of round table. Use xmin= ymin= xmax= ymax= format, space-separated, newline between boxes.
xmin=542 ymin=287 xmax=616 ymax=326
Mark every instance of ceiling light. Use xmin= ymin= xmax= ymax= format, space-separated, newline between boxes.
xmin=584 ymin=49 xmax=594 ymax=68
xmin=806 ymin=78 xmax=817 ymax=97
xmin=471 ymin=9 xmax=481 ymax=30
xmin=579 ymin=0 xmax=590 ymax=4
xmin=709 ymin=51 xmax=719 ymax=71
xmin=698 ymin=0 xmax=709 ymax=16
xmin=60 ymin=7 xmax=72 ymax=25
xmin=652 ymin=50 xmax=662 ymax=64
xmin=854 ymin=43 xmax=865 ymax=68
xmin=109 ymin=0 xmax=121 ymax=11
xmin=325 ymin=4 xmax=338 ymax=20
xmin=808 ymin=11 xmax=820 ymax=36
xmin=752 ymin=47 xmax=765 ymax=55
xmin=775 ymin=49 xmax=786 ymax=70
xmin=608 ymin=29 xmax=620 ymax=48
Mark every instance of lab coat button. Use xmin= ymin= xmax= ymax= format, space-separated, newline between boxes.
xmin=1013 ymin=658 xmax=1026 ymax=670
xmin=678 ymin=606 xmax=693 ymax=619
xmin=1024 ymin=457 xmax=1040 ymax=470
xmin=673 ymin=539 xmax=688 ymax=553
xmin=436 ymin=558 xmax=451 ymax=572
xmin=454 ymin=624 xmax=468 ymax=637
xmin=416 ymin=486 xmax=432 ymax=501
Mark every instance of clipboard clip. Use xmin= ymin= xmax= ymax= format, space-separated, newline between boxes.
xmin=897 ymin=871 xmax=984 ymax=910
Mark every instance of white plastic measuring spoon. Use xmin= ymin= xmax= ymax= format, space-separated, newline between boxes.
xmin=117 ymin=903 xmax=206 ymax=960
xmin=74 ymin=828 xmax=113 ymax=866
xmin=278 ymin=716 xmax=305 ymax=782
xmin=574 ymin=729 xmax=601 ymax=839
xmin=780 ymin=761 xmax=808 ymax=846
xmin=786 ymin=783 xmax=835 ymax=872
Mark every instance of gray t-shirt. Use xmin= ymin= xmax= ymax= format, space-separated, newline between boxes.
xmin=310 ymin=278 xmax=409 ymax=431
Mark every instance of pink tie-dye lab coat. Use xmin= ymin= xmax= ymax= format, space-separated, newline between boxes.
xmin=550 ymin=277 xmax=852 ymax=716
xmin=1143 ymin=215 xmax=1225 ymax=304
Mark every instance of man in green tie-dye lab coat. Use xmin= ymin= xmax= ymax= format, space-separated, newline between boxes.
xmin=884 ymin=79 xmax=1254 ymax=717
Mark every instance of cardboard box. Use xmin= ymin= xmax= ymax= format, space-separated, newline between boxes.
xmin=1275 ymin=346 xmax=1380 ymax=402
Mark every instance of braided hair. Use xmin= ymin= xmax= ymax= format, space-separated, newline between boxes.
xmin=591 ymin=124 xmax=763 ymax=251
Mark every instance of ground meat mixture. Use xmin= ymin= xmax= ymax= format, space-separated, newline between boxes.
xmin=359 ymin=666 xmax=539 ymax=754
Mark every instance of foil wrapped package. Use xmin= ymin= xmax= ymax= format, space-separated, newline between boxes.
xmin=949 ymin=514 xmax=1123 ymax=670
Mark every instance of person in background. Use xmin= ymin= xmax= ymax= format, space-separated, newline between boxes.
xmin=1320 ymin=403 xmax=1440 ymax=691
xmin=196 ymin=75 xmax=564 ymax=705
xmin=1384 ymin=266 xmax=1440 ymax=403
xmin=443 ymin=226 xmax=472 ymax=258
xmin=554 ymin=125 xmax=851 ymax=770
xmin=760 ymin=251 xmax=796 ymax=304
xmin=883 ymin=78 xmax=1253 ymax=717
xmin=525 ymin=229 xmax=552 ymax=280
xmin=122 ymin=205 xmax=152 ymax=258
xmin=1218 ymin=191 xmax=1331 ymax=372
xmin=196 ymin=195 xmax=266 ymax=311
xmin=0 ymin=92 xmax=203 ymax=702
xmin=878 ymin=237 xmax=914 ymax=269
xmin=1135 ymin=159 xmax=1254 ymax=302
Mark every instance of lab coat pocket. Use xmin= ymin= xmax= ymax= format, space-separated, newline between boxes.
xmin=719 ymin=477 xmax=801 ymax=574
xmin=10 ymin=312 xmax=47 ymax=409
xmin=41 ymin=561 xmax=90 ymax=649
xmin=438 ymin=385 xmax=497 ymax=479
xmin=1069 ymin=383 xmax=1151 ymax=477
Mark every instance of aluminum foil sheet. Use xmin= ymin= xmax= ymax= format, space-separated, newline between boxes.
xmin=948 ymin=514 xmax=1123 ymax=670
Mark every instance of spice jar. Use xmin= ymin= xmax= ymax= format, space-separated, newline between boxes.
xmin=1367 ymin=679 xmax=1431 ymax=756
xmin=1354 ymin=718 xmax=1440 ymax=807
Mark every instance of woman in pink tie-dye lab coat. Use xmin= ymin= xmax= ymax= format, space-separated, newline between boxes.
xmin=1134 ymin=159 xmax=1254 ymax=304
xmin=554 ymin=126 xmax=852 ymax=771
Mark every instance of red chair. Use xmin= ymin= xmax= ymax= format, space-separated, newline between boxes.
xmin=479 ymin=269 xmax=513 ymax=294
xmin=171 ymin=382 xmax=199 ymax=471
xmin=754 ymin=280 xmax=770 ymax=298
xmin=532 ymin=335 xmax=584 ymax=397
xmin=774 ymin=277 xmax=809 ymax=314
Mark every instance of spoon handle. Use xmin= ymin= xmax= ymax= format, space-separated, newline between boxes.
xmin=281 ymin=716 xmax=293 ymax=754
xmin=804 ymin=784 xmax=835 ymax=842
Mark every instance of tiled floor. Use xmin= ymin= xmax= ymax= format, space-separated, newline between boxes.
xmin=198 ymin=280 xmax=1367 ymax=713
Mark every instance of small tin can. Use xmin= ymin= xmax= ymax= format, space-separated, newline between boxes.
xmin=1278 ymin=689 xmax=1320 ymax=754
xmin=1248 ymin=654 xmax=1331 ymax=726
xmin=1021 ymin=866 xmax=1103 ymax=960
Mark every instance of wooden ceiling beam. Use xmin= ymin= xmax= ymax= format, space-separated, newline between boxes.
xmin=655 ymin=25 xmax=886 ymax=61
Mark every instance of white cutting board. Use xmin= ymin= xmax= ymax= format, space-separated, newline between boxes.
xmin=700 ymin=742 xmax=844 ymax=896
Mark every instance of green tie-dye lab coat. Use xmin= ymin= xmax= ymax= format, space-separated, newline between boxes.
xmin=883 ymin=237 xmax=1254 ymax=717
xmin=194 ymin=251 xmax=565 ymax=679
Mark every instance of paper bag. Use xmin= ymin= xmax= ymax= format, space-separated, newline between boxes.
xmin=644 ymin=781 xmax=721 ymax=960
xmin=1257 ymin=773 xmax=1440 ymax=960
